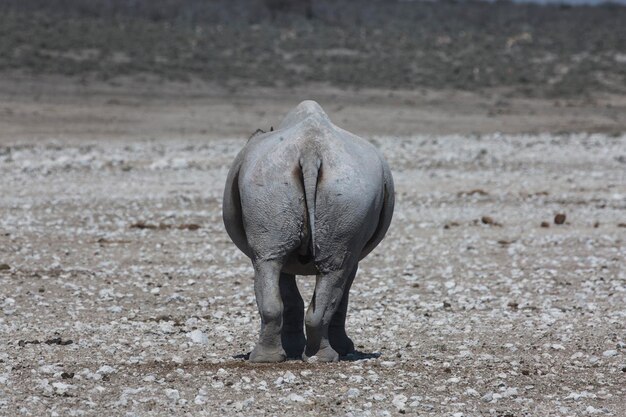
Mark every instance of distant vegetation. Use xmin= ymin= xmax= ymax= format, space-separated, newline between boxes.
xmin=1 ymin=0 xmax=625 ymax=96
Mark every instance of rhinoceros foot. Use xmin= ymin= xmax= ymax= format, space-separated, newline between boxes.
xmin=303 ymin=345 xmax=339 ymax=363
xmin=249 ymin=344 xmax=286 ymax=363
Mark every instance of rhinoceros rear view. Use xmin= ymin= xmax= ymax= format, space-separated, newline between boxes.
xmin=223 ymin=100 xmax=394 ymax=362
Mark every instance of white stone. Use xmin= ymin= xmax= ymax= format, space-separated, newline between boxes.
xmin=96 ymin=365 xmax=115 ymax=375
xmin=392 ymin=394 xmax=407 ymax=410
xmin=164 ymin=389 xmax=180 ymax=402
xmin=187 ymin=329 xmax=209 ymax=345
xmin=282 ymin=370 xmax=296 ymax=383
xmin=288 ymin=393 xmax=305 ymax=402
xmin=346 ymin=388 xmax=360 ymax=398
xmin=52 ymin=382 xmax=73 ymax=395
xmin=465 ymin=388 xmax=479 ymax=397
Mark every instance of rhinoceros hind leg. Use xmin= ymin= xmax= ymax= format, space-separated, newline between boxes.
xmin=249 ymin=260 xmax=286 ymax=363
xmin=303 ymin=264 xmax=356 ymax=362
xmin=329 ymin=265 xmax=357 ymax=356
xmin=279 ymin=273 xmax=306 ymax=359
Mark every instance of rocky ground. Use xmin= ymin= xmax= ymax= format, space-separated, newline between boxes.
xmin=0 ymin=114 xmax=625 ymax=415
xmin=1 ymin=1 xmax=625 ymax=415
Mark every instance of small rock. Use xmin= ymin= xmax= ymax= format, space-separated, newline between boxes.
xmin=465 ymin=388 xmax=479 ymax=397
xmin=18 ymin=340 xmax=40 ymax=347
xmin=602 ymin=350 xmax=617 ymax=357
xmin=502 ymin=387 xmax=518 ymax=397
xmin=52 ymin=382 xmax=73 ymax=395
xmin=392 ymin=394 xmax=407 ymax=410
xmin=60 ymin=372 xmax=74 ymax=379
xmin=346 ymin=388 xmax=360 ymax=398
xmin=540 ymin=221 xmax=550 ymax=228
xmin=481 ymin=216 xmax=494 ymax=225
xmin=164 ymin=388 xmax=180 ymax=402
xmin=96 ymin=365 xmax=115 ymax=375
xmin=282 ymin=370 xmax=296 ymax=383
xmin=187 ymin=329 xmax=208 ymax=345
xmin=288 ymin=393 xmax=305 ymax=402
xmin=481 ymin=392 xmax=494 ymax=402
xmin=45 ymin=337 xmax=73 ymax=346
xmin=177 ymin=223 xmax=201 ymax=231
xmin=554 ymin=213 xmax=566 ymax=225
xmin=444 ymin=221 xmax=460 ymax=229
xmin=0 ymin=264 xmax=10 ymax=271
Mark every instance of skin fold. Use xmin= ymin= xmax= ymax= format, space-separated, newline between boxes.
xmin=223 ymin=100 xmax=394 ymax=362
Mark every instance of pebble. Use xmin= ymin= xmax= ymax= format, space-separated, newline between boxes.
xmin=164 ymin=388 xmax=180 ymax=402
xmin=481 ymin=216 xmax=494 ymax=225
xmin=346 ymin=388 xmax=360 ymax=398
xmin=392 ymin=394 xmax=407 ymax=410
xmin=288 ymin=393 xmax=305 ymax=402
xmin=187 ymin=329 xmax=209 ymax=345
xmin=502 ymin=387 xmax=518 ymax=397
xmin=465 ymin=388 xmax=479 ymax=397
xmin=52 ymin=382 xmax=73 ymax=395
xmin=481 ymin=392 xmax=493 ymax=402
xmin=282 ymin=371 xmax=296 ymax=383
xmin=97 ymin=365 xmax=115 ymax=375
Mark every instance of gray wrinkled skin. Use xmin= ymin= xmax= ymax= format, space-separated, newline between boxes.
xmin=223 ymin=100 xmax=394 ymax=362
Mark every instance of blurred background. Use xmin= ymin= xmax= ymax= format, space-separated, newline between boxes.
xmin=0 ymin=0 xmax=625 ymax=139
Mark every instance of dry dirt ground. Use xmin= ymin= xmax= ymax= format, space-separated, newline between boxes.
xmin=0 ymin=79 xmax=625 ymax=416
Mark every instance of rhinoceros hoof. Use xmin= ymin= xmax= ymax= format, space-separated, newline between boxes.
xmin=303 ymin=345 xmax=339 ymax=362
xmin=249 ymin=344 xmax=286 ymax=363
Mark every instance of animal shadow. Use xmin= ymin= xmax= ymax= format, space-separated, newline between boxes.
xmin=232 ymin=350 xmax=381 ymax=362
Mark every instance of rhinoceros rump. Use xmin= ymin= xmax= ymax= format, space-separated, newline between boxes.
xmin=223 ymin=100 xmax=394 ymax=362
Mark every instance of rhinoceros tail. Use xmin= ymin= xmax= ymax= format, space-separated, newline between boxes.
xmin=300 ymin=156 xmax=321 ymax=258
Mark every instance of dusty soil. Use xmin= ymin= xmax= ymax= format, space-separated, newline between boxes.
xmin=1 ymin=75 xmax=626 ymax=143
xmin=0 ymin=75 xmax=625 ymax=416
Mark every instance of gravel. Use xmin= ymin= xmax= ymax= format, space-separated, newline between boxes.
xmin=0 ymin=132 xmax=624 ymax=416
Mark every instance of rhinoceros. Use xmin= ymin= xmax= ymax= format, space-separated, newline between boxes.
xmin=223 ymin=100 xmax=394 ymax=362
